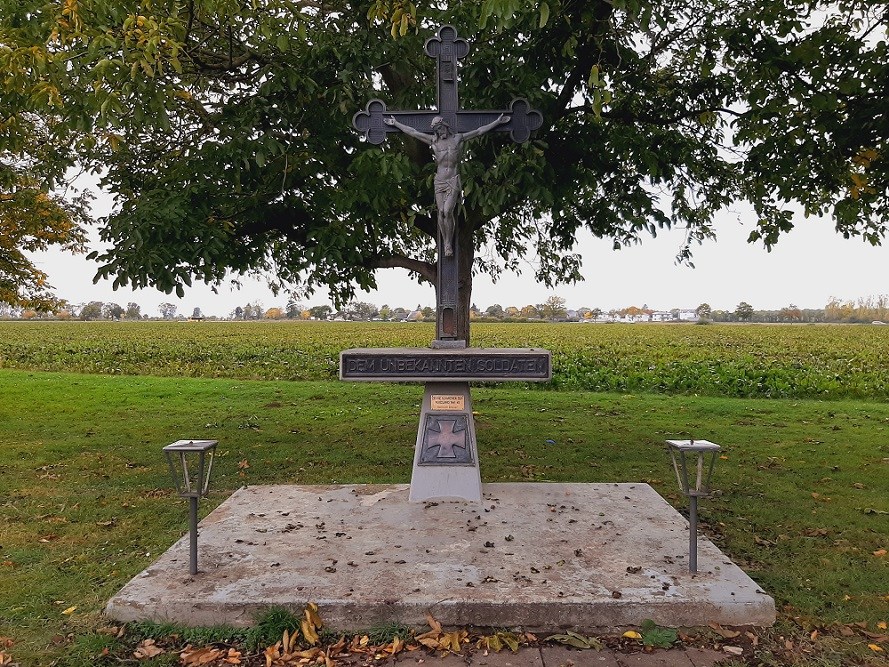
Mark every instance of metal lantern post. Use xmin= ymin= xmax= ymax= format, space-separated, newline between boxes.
xmin=665 ymin=439 xmax=721 ymax=574
xmin=163 ymin=439 xmax=218 ymax=575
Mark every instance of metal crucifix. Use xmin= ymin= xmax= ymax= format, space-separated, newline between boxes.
xmin=353 ymin=25 xmax=542 ymax=347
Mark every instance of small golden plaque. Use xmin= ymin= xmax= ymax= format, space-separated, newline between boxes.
xmin=430 ymin=394 xmax=465 ymax=411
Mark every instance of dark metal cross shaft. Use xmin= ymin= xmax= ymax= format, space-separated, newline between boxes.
xmin=353 ymin=25 xmax=542 ymax=346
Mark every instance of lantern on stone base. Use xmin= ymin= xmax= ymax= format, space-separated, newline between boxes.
xmin=163 ymin=439 xmax=218 ymax=575
xmin=665 ymin=439 xmax=721 ymax=573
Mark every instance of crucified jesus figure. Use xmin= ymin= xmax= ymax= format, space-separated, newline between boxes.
xmin=384 ymin=114 xmax=509 ymax=256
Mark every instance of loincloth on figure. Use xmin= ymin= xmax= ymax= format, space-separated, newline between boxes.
xmin=434 ymin=174 xmax=461 ymax=200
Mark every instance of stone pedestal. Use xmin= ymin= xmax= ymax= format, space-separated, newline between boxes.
xmin=409 ymin=382 xmax=481 ymax=502
xmin=340 ymin=347 xmax=551 ymax=503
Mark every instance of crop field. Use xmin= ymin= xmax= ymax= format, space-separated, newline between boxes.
xmin=2 ymin=320 xmax=889 ymax=399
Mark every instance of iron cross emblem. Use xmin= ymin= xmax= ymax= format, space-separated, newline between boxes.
xmin=426 ymin=417 xmax=467 ymax=458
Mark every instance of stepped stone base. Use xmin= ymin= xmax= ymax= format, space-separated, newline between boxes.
xmin=106 ymin=483 xmax=775 ymax=630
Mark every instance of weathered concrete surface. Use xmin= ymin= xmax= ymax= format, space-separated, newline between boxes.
xmin=106 ymin=483 xmax=775 ymax=630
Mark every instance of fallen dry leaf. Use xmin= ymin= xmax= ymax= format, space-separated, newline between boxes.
xmin=263 ymin=641 xmax=281 ymax=667
xmin=869 ymin=644 xmax=884 ymax=653
xmin=300 ymin=602 xmax=323 ymax=646
xmin=439 ymin=631 xmax=466 ymax=653
xmin=134 ymin=638 xmax=164 ymax=660
xmin=708 ymin=623 xmax=741 ymax=639
xmin=305 ymin=602 xmax=323 ymax=629
xmin=479 ymin=634 xmax=504 ymax=653
xmin=878 ymin=622 xmax=888 ymax=631
xmin=301 ymin=618 xmax=319 ymax=646
xmin=61 ymin=606 xmax=77 ymax=616
xmin=386 ymin=636 xmax=404 ymax=655
xmin=425 ymin=611 xmax=442 ymax=634
xmin=723 ymin=646 xmax=743 ymax=656
xmin=180 ymin=646 xmax=224 ymax=665
xmin=874 ymin=549 xmax=887 ymax=557
xmin=622 ymin=631 xmax=642 ymax=640
xmin=223 ymin=648 xmax=243 ymax=665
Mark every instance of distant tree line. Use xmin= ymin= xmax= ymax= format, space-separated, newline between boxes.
xmin=2 ymin=295 xmax=888 ymax=324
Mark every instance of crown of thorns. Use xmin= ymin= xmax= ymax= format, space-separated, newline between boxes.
xmin=431 ymin=116 xmax=451 ymax=129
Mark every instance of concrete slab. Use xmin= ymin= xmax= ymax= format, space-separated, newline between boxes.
xmin=684 ymin=648 xmax=729 ymax=667
xmin=473 ymin=649 xmax=545 ymax=667
xmin=106 ymin=483 xmax=775 ymax=631
xmin=540 ymin=646 xmax=621 ymax=667
xmin=615 ymin=652 xmax=696 ymax=667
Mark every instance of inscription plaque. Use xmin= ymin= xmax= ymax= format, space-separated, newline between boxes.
xmin=431 ymin=394 xmax=465 ymax=411
xmin=340 ymin=348 xmax=551 ymax=382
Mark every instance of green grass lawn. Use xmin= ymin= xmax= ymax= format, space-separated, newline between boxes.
xmin=1 ymin=369 xmax=887 ymax=665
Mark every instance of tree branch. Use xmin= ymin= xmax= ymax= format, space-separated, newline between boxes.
xmin=367 ymin=254 xmax=435 ymax=283
xmin=412 ymin=212 xmax=435 ymax=238
xmin=563 ymin=104 xmax=743 ymax=124
xmin=551 ymin=2 xmax=616 ymax=120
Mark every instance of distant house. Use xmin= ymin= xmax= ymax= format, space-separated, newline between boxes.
xmin=678 ymin=310 xmax=698 ymax=321
xmin=650 ymin=311 xmax=674 ymax=322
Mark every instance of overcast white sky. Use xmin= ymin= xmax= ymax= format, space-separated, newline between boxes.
xmin=30 ymin=192 xmax=887 ymax=318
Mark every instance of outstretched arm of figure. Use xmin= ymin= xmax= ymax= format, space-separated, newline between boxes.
xmin=461 ymin=114 xmax=510 ymax=141
xmin=384 ymin=117 xmax=434 ymax=145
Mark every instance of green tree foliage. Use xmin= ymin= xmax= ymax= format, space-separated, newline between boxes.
xmin=346 ymin=301 xmax=379 ymax=321
xmin=735 ymin=301 xmax=754 ymax=321
xmin=0 ymin=162 xmax=89 ymax=310
xmin=309 ymin=304 xmax=332 ymax=320
xmin=1 ymin=0 xmax=885 ymax=335
xmin=695 ymin=302 xmax=712 ymax=319
xmin=102 ymin=301 xmax=124 ymax=319
xmin=78 ymin=300 xmax=102 ymax=320
xmin=158 ymin=302 xmax=177 ymax=319
xmin=285 ymin=297 xmax=304 ymax=319
xmin=0 ymin=0 xmax=95 ymax=310
xmin=539 ymin=295 xmax=567 ymax=320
